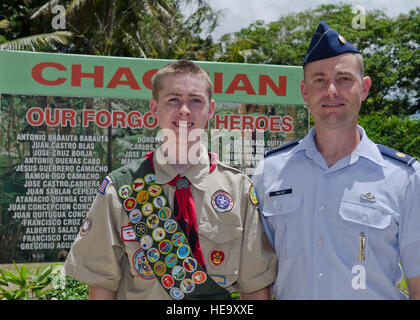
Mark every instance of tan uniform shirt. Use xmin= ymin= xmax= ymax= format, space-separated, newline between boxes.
xmin=65 ymin=145 xmax=276 ymax=299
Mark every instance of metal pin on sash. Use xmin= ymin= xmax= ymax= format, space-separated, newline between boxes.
xmin=358 ymin=232 xmax=366 ymax=261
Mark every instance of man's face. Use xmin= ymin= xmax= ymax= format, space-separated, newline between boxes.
xmin=149 ymin=73 xmax=215 ymax=146
xmin=301 ymin=53 xmax=371 ymax=130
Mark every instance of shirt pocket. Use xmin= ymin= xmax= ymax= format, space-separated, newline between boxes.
xmin=262 ymin=192 xmax=303 ymax=256
xmin=124 ymin=242 xmax=156 ymax=281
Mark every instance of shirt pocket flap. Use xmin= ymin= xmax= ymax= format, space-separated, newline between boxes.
xmin=339 ymin=200 xmax=392 ymax=229
xmin=199 ymin=223 xmax=242 ymax=245
xmin=262 ymin=193 xmax=302 ymax=217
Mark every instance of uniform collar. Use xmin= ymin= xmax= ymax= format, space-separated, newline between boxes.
xmin=292 ymin=125 xmax=385 ymax=169
xmin=153 ymin=144 xmax=210 ymax=191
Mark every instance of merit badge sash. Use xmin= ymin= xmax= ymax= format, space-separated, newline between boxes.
xmin=109 ymin=158 xmax=231 ymax=300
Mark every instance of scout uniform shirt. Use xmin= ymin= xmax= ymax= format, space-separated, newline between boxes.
xmin=253 ymin=125 xmax=420 ymax=299
xmin=65 ymin=144 xmax=276 ymax=299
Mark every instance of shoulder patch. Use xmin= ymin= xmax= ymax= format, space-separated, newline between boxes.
xmin=377 ymin=144 xmax=418 ymax=166
xmin=264 ymin=140 xmax=299 ymax=158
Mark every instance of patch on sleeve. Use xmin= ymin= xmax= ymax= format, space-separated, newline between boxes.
xmin=98 ymin=176 xmax=111 ymax=195
xmin=249 ymin=185 xmax=258 ymax=206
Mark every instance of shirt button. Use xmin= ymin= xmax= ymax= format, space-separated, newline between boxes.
xmin=318 ymin=205 xmax=325 ymax=211
xmin=317 ymin=273 xmax=324 ymax=279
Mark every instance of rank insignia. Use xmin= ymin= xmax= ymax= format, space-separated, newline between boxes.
xmin=132 ymin=178 xmax=145 ymax=192
xmin=211 ymin=190 xmax=234 ymax=213
xmin=210 ymin=250 xmax=225 ymax=268
xmin=249 ymin=185 xmax=258 ymax=206
xmin=118 ymin=185 xmax=132 ymax=199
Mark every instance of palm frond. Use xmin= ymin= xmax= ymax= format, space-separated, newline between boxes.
xmin=0 ymin=31 xmax=73 ymax=51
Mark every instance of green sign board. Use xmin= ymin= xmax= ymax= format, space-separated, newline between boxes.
xmin=0 ymin=51 xmax=309 ymax=263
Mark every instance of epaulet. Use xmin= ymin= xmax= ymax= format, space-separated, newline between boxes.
xmin=216 ymin=160 xmax=244 ymax=175
xmin=264 ymin=140 xmax=299 ymax=158
xmin=377 ymin=144 xmax=418 ymax=167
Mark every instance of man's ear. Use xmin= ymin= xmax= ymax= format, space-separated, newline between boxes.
xmin=300 ymin=80 xmax=308 ymax=103
xmin=208 ymin=99 xmax=216 ymax=120
xmin=361 ymin=76 xmax=371 ymax=101
xmin=149 ymin=98 xmax=158 ymax=118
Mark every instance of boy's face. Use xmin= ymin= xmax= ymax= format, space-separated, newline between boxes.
xmin=149 ymin=73 xmax=215 ymax=147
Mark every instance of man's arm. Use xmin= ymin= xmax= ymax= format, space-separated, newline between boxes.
xmin=241 ymin=286 xmax=272 ymax=300
xmin=89 ymin=286 xmax=116 ymax=300
xmin=407 ymin=276 xmax=420 ymax=300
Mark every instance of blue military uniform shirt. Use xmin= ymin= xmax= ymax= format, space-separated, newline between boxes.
xmin=253 ymin=125 xmax=420 ymax=299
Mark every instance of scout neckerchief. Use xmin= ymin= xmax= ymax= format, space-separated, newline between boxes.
xmin=145 ymin=151 xmax=215 ymax=269
xmin=111 ymin=153 xmax=231 ymax=300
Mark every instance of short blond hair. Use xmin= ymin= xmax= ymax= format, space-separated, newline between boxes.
xmin=152 ymin=60 xmax=213 ymax=101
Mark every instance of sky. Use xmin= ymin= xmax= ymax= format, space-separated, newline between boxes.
xmin=206 ymin=0 xmax=419 ymax=40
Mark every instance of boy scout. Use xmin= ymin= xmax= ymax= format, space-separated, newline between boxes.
xmin=65 ymin=60 xmax=276 ymax=300
xmin=253 ymin=21 xmax=420 ymax=299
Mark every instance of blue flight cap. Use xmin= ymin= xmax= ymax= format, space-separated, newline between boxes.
xmin=303 ymin=20 xmax=360 ymax=66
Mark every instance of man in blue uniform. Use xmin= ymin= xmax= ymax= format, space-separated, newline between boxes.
xmin=253 ymin=20 xmax=420 ymax=299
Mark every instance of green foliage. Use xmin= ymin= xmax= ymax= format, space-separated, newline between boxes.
xmin=359 ymin=112 xmax=420 ymax=160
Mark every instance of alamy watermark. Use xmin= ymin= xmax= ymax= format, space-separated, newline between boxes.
xmin=352 ymin=5 xmax=366 ymax=30
xmin=51 ymin=5 xmax=66 ymax=30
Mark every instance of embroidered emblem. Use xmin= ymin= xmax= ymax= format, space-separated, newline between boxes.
xmin=211 ymin=190 xmax=234 ymax=213
xmin=180 ymin=278 xmax=195 ymax=294
xmin=210 ymin=250 xmax=225 ymax=267
xmin=170 ymin=287 xmax=184 ymax=300
xmin=176 ymin=177 xmax=189 ymax=190
xmin=209 ymin=275 xmax=226 ymax=285
xmin=153 ymin=261 xmax=167 ymax=277
xmin=134 ymin=222 xmax=147 ymax=237
xmin=192 ymin=271 xmax=207 ymax=284
xmin=136 ymin=190 xmax=149 ymax=204
xmin=161 ymin=274 xmax=175 ymax=289
xmin=249 ymin=185 xmax=258 ymax=206
xmin=99 ymin=176 xmax=110 ymax=195
xmin=148 ymin=184 xmax=162 ymax=197
xmin=153 ymin=195 xmax=166 ymax=209
xmin=164 ymin=219 xmax=178 ymax=234
xmin=146 ymin=214 xmax=159 ymax=229
xmin=152 ymin=227 xmax=166 ymax=242
xmin=132 ymin=178 xmax=145 ymax=192
xmin=172 ymin=266 xmax=186 ymax=281
xmin=360 ymin=192 xmax=376 ymax=202
xmin=123 ymin=197 xmax=137 ymax=211
xmin=158 ymin=207 xmax=172 ymax=221
xmin=140 ymin=235 xmax=153 ymax=250
xmin=171 ymin=232 xmax=186 ymax=247
xmin=396 ymin=152 xmax=406 ymax=158
xmin=128 ymin=209 xmax=142 ymax=224
xmin=147 ymin=248 xmax=160 ymax=262
xmin=177 ymin=244 xmax=191 ymax=260
xmin=121 ymin=225 xmax=137 ymax=242
xmin=183 ymin=257 xmax=198 ymax=272
xmin=133 ymin=249 xmax=155 ymax=280
xmin=158 ymin=239 xmax=173 ymax=255
xmin=144 ymin=173 xmax=156 ymax=184
xmin=118 ymin=185 xmax=132 ymax=199
xmin=141 ymin=202 xmax=154 ymax=216
xmin=165 ymin=253 xmax=178 ymax=268
xmin=80 ymin=218 xmax=92 ymax=235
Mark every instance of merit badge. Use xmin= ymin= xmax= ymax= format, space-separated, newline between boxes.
xmin=152 ymin=227 xmax=166 ymax=242
xmin=249 ymin=185 xmax=258 ymax=206
xmin=153 ymin=195 xmax=166 ymax=209
xmin=144 ymin=173 xmax=156 ymax=184
xmin=148 ymin=184 xmax=162 ymax=197
xmin=162 ymin=274 xmax=175 ymax=289
xmin=211 ymin=190 xmax=234 ymax=213
xmin=172 ymin=266 xmax=186 ymax=281
xmin=133 ymin=249 xmax=155 ymax=280
xmin=180 ymin=279 xmax=195 ymax=294
xmin=146 ymin=214 xmax=160 ymax=229
xmin=154 ymin=261 xmax=167 ymax=277
xmin=158 ymin=207 xmax=172 ymax=221
xmin=80 ymin=218 xmax=92 ymax=235
xmin=134 ymin=222 xmax=147 ymax=237
xmin=118 ymin=185 xmax=132 ymax=199
xmin=170 ymin=287 xmax=184 ymax=300
xmin=177 ymin=244 xmax=190 ymax=260
xmin=183 ymin=257 xmax=197 ymax=272
xmin=141 ymin=202 xmax=154 ymax=217
xmin=147 ymin=248 xmax=160 ymax=263
xmin=132 ymin=178 xmax=145 ymax=192
xmin=360 ymin=192 xmax=376 ymax=202
xmin=140 ymin=235 xmax=153 ymax=250
xmin=165 ymin=253 xmax=178 ymax=268
xmin=192 ymin=271 xmax=207 ymax=284
xmin=210 ymin=250 xmax=225 ymax=268
xmin=164 ymin=219 xmax=178 ymax=234
xmin=121 ymin=225 xmax=137 ymax=242
xmin=171 ymin=232 xmax=186 ymax=247
xmin=123 ymin=197 xmax=137 ymax=211
xmin=158 ymin=240 xmax=173 ymax=255
xmin=136 ymin=190 xmax=149 ymax=204
xmin=129 ymin=209 xmax=142 ymax=224
xmin=98 ymin=176 xmax=110 ymax=195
